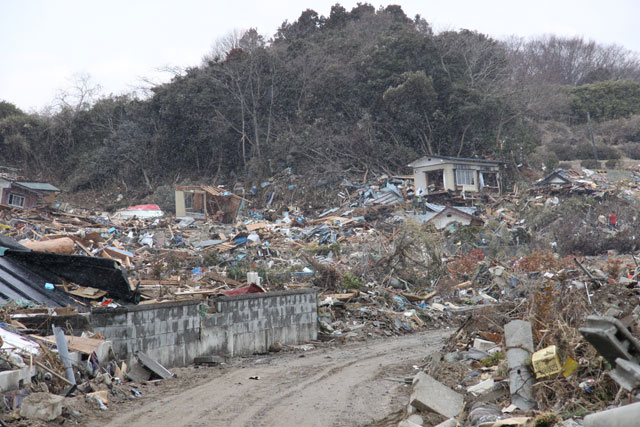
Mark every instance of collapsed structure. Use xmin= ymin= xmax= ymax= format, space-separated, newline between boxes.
xmin=3 ymin=161 xmax=640 ymax=424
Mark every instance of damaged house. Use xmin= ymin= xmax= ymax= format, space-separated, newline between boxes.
xmin=0 ymin=178 xmax=60 ymax=209
xmin=175 ymin=185 xmax=244 ymax=224
xmin=408 ymin=155 xmax=505 ymax=196
xmin=413 ymin=203 xmax=484 ymax=230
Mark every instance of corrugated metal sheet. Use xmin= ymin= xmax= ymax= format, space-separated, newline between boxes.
xmin=0 ymin=256 xmax=77 ymax=307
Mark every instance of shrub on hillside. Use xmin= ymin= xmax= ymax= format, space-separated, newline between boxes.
xmin=580 ymin=159 xmax=599 ymax=169
xmin=619 ymin=142 xmax=640 ymax=159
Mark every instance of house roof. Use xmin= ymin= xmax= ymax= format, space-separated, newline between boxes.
xmin=535 ymin=168 xmax=573 ymax=186
xmin=430 ymin=205 xmax=481 ymax=223
xmin=0 ymin=235 xmax=138 ymax=308
xmin=13 ymin=182 xmax=60 ymax=192
xmin=0 ymin=236 xmax=78 ymax=307
xmin=424 ymin=202 xmax=477 ymax=216
xmin=408 ymin=154 xmax=507 ymax=168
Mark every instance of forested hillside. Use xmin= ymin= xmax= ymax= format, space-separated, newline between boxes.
xmin=2 ymin=3 xmax=640 ymax=193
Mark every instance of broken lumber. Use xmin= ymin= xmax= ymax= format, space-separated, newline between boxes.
xmin=21 ymin=237 xmax=74 ymax=254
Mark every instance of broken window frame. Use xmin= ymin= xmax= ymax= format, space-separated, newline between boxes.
xmin=479 ymin=171 xmax=499 ymax=189
xmin=7 ymin=193 xmax=25 ymax=207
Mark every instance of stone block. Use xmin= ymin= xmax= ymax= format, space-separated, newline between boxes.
xmin=410 ymin=372 xmax=463 ymax=419
xmin=19 ymin=392 xmax=64 ymax=421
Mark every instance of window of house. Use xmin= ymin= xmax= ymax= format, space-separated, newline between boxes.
xmin=8 ymin=193 xmax=25 ymax=207
xmin=455 ymin=168 xmax=475 ymax=186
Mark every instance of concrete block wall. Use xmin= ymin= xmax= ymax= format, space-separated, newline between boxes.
xmin=92 ymin=300 xmax=202 ymax=368
xmin=91 ymin=289 xmax=317 ymax=368
xmin=200 ymin=289 xmax=317 ymax=357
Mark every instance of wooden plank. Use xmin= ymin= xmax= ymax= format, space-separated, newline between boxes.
xmin=138 ymin=279 xmax=182 ymax=286
xmin=75 ymin=240 xmax=95 ymax=257
xmin=323 ymin=291 xmax=359 ymax=300
xmin=402 ymin=291 xmax=437 ymax=301
xmin=206 ymin=272 xmax=244 ymax=287
xmin=66 ymin=287 xmax=107 ymax=300
xmin=246 ymin=222 xmax=268 ymax=231
xmin=33 ymin=335 xmax=105 ymax=355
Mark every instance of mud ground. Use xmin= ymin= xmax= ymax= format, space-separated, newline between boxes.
xmin=77 ymin=330 xmax=450 ymax=427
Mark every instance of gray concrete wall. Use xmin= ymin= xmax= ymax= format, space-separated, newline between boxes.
xmin=91 ymin=289 xmax=317 ymax=368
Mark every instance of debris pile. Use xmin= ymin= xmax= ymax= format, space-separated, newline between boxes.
xmin=5 ymin=164 xmax=640 ymax=423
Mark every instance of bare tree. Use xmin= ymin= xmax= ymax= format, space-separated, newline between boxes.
xmin=54 ymin=72 xmax=103 ymax=112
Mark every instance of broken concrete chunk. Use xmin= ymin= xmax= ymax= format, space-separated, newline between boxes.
xmin=126 ymin=362 xmax=152 ymax=382
xmin=467 ymin=378 xmax=494 ymax=394
xmin=504 ymin=320 xmax=536 ymax=410
xmin=398 ymin=420 xmax=421 ymax=427
xmin=136 ymin=351 xmax=175 ymax=379
xmin=609 ymin=357 xmax=640 ymax=391
xmin=579 ymin=315 xmax=640 ymax=365
xmin=433 ymin=419 xmax=457 ymax=427
xmin=410 ymin=372 xmax=463 ymax=419
xmin=19 ymin=392 xmax=64 ymax=421
xmin=473 ymin=338 xmax=498 ymax=352
xmin=584 ymin=401 xmax=640 ymax=427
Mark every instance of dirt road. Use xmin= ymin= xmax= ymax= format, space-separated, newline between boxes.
xmin=98 ymin=330 xmax=449 ymax=427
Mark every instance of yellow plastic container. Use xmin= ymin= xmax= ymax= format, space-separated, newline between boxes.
xmin=532 ymin=345 xmax=562 ymax=378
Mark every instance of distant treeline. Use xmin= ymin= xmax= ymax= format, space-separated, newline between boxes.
xmin=2 ymin=3 xmax=640 ymax=190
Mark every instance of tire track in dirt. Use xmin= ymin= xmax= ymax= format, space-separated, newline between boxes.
xmin=103 ymin=330 xmax=449 ymax=427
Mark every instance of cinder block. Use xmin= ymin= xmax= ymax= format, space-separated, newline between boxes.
xmin=409 ymin=372 xmax=463 ymax=419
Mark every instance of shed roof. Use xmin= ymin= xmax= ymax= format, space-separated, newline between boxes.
xmin=14 ymin=182 xmax=60 ymax=192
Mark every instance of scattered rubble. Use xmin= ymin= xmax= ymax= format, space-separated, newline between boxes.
xmin=4 ymin=164 xmax=640 ymax=423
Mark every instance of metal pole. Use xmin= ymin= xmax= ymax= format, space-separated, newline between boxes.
xmin=52 ymin=325 xmax=76 ymax=385
xmin=587 ymin=112 xmax=599 ymax=168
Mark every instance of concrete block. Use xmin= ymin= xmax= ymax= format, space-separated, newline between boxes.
xmin=473 ymin=338 xmax=499 ymax=352
xmin=0 ymin=366 xmax=33 ymax=392
xmin=410 ymin=372 xmax=463 ymax=419
xmin=19 ymin=392 xmax=64 ymax=421
xmin=398 ymin=421 xmax=421 ymax=427
xmin=467 ymin=378 xmax=494 ymax=394
xmin=584 ymin=402 xmax=640 ymax=427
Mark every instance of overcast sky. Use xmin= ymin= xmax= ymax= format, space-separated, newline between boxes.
xmin=1 ymin=0 xmax=639 ymax=112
